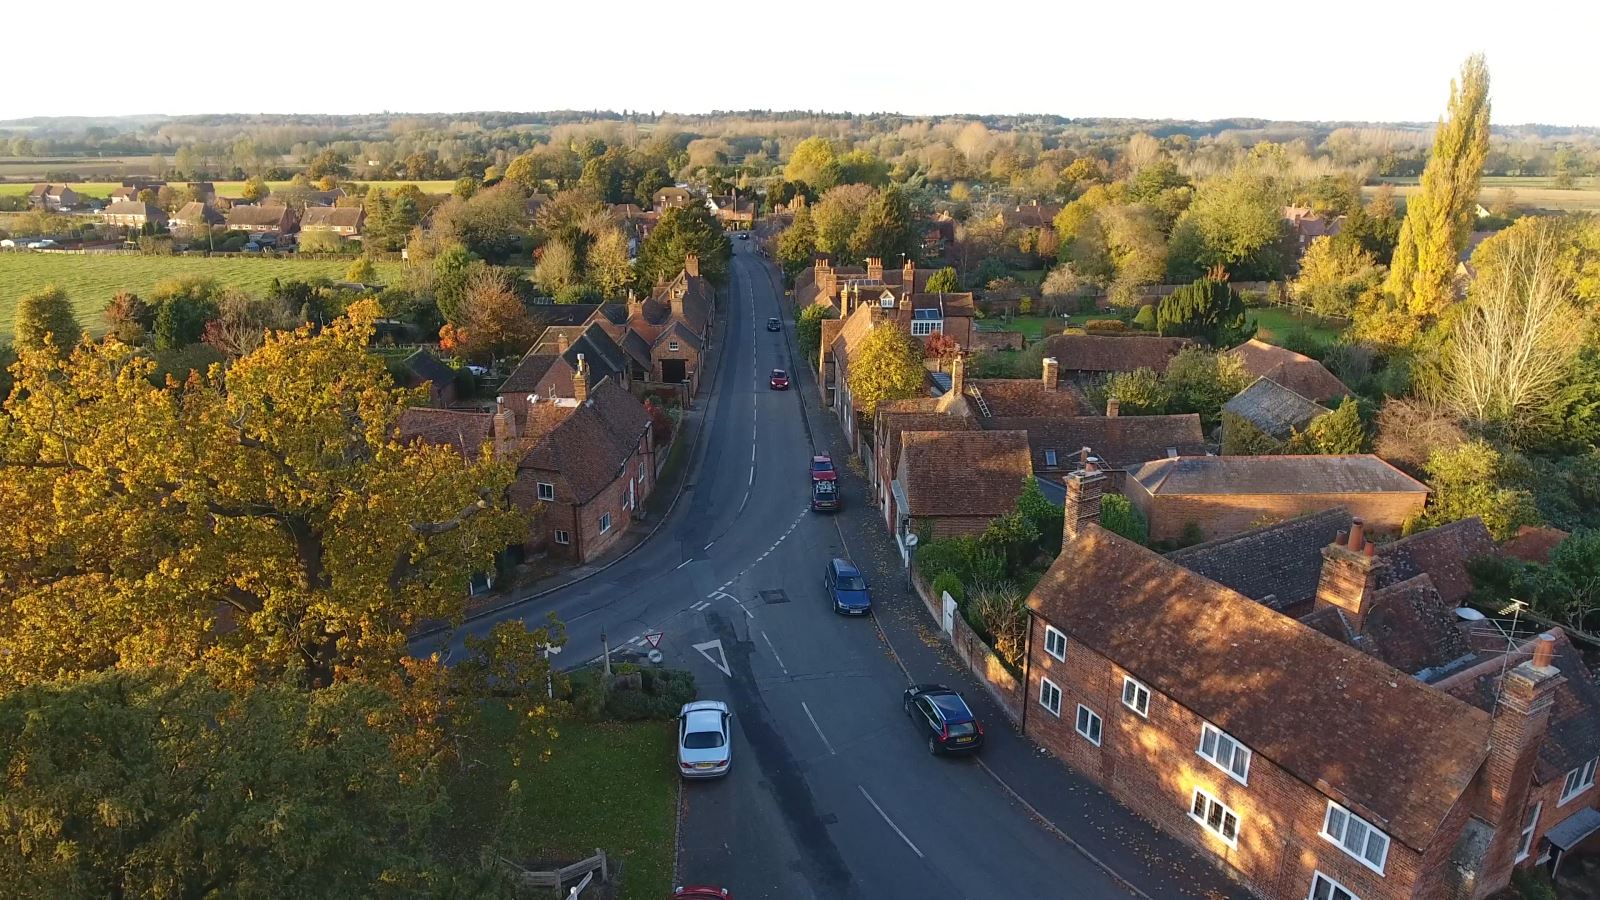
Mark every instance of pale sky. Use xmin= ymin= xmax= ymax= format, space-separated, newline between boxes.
xmin=4 ymin=0 xmax=1596 ymax=126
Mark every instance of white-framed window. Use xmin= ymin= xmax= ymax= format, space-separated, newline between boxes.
xmin=1043 ymin=625 xmax=1068 ymax=661
xmin=910 ymin=319 xmax=944 ymax=337
xmin=1189 ymin=788 xmax=1239 ymax=847
xmin=1075 ymin=704 xmax=1102 ymax=745
xmin=1039 ymin=677 xmax=1062 ymax=717
xmin=1043 ymin=449 xmax=1058 ymax=467
xmin=1321 ymin=800 xmax=1390 ymax=874
xmin=537 ymin=482 xmax=556 ymax=501
xmin=1309 ymin=871 xmax=1359 ymax=900
xmin=1515 ymin=801 xmax=1542 ymax=863
xmin=598 ymin=512 xmax=612 ymax=534
xmin=1198 ymin=723 xmax=1251 ymax=784
xmin=668 ymin=340 xmax=680 ymax=351
xmin=553 ymin=530 xmax=571 ymax=545
xmin=1560 ymin=757 xmax=1597 ymax=804
xmin=1121 ymin=676 xmax=1151 ymax=717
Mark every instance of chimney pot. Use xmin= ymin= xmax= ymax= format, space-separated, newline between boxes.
xmin=1363 ymin=540 xmax=1375 ymax=557
xmin=1348 ymin=519 xmax=1365 ymax=550
xmin=1042 ymin=356 xmax=1059 ymax=389
xmin=1106 ymin=397 xmax=1120 ymax=417
xmin=1532 ymin=633 xmax=1556 ymax=669
xmin=1334 ymin=529 xmax=1348 ymax=547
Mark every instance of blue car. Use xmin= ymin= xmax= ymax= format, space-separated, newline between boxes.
xmin=824 ymin=558 xmax=871 ymax=615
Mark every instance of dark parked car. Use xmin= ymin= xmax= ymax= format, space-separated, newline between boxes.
xmin=809 ymin=455 xmax=836 ymax=482
xmin=769 ymin=368 xmax=790 ymax=390
xmin=766 ymin=316 xmax=781 ymax=332
xmin=674 ymin=888 xmax=732 ymax=899
xmin=824 ymin=558 xmax=870 ymax=615
xmin=903 ymin=684 xmax=984 ymax=754
xmin=811 ymin=479 xmax=839 ymax=512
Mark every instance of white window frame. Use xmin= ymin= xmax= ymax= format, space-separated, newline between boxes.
xmin=1198 ymin=722 xmax=1252 ymax=784
xmin=1043 ymin=449 xmax=1058 ymax=467
xmin=1560 ymin=757 xmax=1597 ymax=805
xmin=1075 ymin=704 xmax=1102 ymax=746
xmin=910 ymin=319 xmax=944 ymax=337
xmin=598 ymin=512 xmax=612 ymax=534
xmin=536 ymin=481 xmax=556 ymax=501
xmin=668 ymin=340 xmax=680 ymax=351
xmin=1038 ymin=677 xmax=1062 ymax=717
xmin=1308 ymin=870 xmax=1359 ymax=900
xmin=1189 ymin=788 xmax=1240 ymax=848
xmin=1121 ymin=676 xmax=1151 ymax=718
xmin=1515 ymin=801 xmax=1542 ymax=863
xmin=553 ymin=529 xmax=571 ymax=545
xmin=1043 ymin=625 xmax=1068 ymax=662
xmin=1321 ymin=800 xmax=1390 ymax=875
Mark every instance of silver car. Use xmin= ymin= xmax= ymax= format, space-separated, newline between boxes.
xmin=677 ymin=700 xmax=731 ymax=778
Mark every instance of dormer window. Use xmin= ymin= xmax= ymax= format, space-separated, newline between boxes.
xmin=1043 ymin=449 xmax=1058 ymax=467
xmin=911 ymin=307 xmax=943 ymax=337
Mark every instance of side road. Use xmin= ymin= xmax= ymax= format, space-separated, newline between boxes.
xmin=770 ymin=261 xmax=1254 ymax=900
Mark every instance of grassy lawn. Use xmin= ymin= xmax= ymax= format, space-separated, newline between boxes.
xmin=978 ymin=312 xmax=1125 ymax=339
xmin=1364 ymin=176 xmax=1600 ymax=212
xmin=0 ymin=180 xmax=457 ymax=199
xmin=1248 ymin=306 xmax=1345 ymax=348
xmin=497 ymin=719 xmax=677 ymax=900
xmin=0 ymin=254 xmax=406 ymax=335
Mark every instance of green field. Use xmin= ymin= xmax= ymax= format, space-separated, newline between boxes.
xmin=1365 ymin=175 xmax=1600 ymax=212
xmin=1248 ymin=306 xmax=1345 ymax=347
xmin=0 ymin=180 xmax=457 ymax=199
xmin=0 ymin=254 xmax=405 ymax=335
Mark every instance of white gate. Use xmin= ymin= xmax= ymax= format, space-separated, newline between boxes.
xmin=941 ymin=591 xmax=957 ymax=635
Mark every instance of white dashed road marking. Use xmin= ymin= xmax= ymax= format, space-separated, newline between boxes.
xmin=801 ymin=701 xmax=836 ymax=756
xmin=759 ymin=630 xmax=788 ymax=674
xmin=859 ymin=786 xmax=924 ymax=859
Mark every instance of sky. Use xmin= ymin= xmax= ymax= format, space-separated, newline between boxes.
xmin=5 ymin=0 xmax=1597 ymax=126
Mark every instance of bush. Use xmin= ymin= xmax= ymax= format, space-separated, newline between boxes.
xmin=931 ymin=573 xmax=964 ymax=605
xmin=966 ymin=581 xmax=1027 ymax=670
xmin=1132 ymin=305 xmax=1157 ymax=330
xmin=1084 ymin=319 xmax=1127 ymax=333
xmin=1101 ymin=494 xmax=1149 ymax=545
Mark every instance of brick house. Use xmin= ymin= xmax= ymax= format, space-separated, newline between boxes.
xmin=985 ymin=410 xmax=1206 ymax=492
xmin=101 ymin=200 xmax=164 ymax=229
xmin=1231 ymin=338 xmax=1350 ymax=404
xmin=301 ymin=205 xmax=366 ymax=237
xmin=1020 ymin=466 xmax=1600 ymax=900
xmin=1125 ymin=454 xmax=1429 ymax=543
xmin=706 ymin=192 xmax=755 ymax=229
xmin=225 ymin=204 xmax=298 ymax=236
xmin=1036 ymin=333 xmax=1193 ymax=382
xmin=652 ymin=186 xmax=693 ymax=212
xmin=169 ymin=201 xmax=225 ymax=234
xmin=890 ymin=429 xmax=1031 ymax=544
xmin=501 ymin=323 xmax=635 ymax=408
xmin=588 ymin=256 xmax=715 ymax=394
xmin=818 ymin=303 xmax=882 ymax=451
xmin=799 ymin=257 xmax=940 ymax=313
xmin=27 ymin=184 xmax=81 ymax=211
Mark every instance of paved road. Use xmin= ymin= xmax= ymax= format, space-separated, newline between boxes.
xmin=414 ymin=243 xmax=1245 ymax=899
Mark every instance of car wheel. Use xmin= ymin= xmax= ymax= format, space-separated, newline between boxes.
xmin=927 ymin=735 xmax=938 ymax=755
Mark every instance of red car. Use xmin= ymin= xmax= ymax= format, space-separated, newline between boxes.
xmin=673 ymin=888 xmax=731 ymax=900
xmin=810 ymin=455 xmax=836 ymax=482
xmin=769 ymin=368 xmax=790 ymax=390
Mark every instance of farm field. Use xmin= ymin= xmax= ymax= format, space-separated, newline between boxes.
xmin=0 ymin=180 xmax=457 ymax=198
xmin=1365 ymin=175 xmax=1600 ymax=212
xmin=0 ymin=254 xmax=406 ymax=335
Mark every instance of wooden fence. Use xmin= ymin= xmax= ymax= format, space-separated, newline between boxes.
xmin=501 ymin=849 xmax=608 ymax=897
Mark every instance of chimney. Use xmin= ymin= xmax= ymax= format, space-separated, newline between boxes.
xmin=1042 ymin=356 xmax=1060 ymax=389
xmin=950 ymin=350 xmax=965 ymax=397
xmin=626 ymin=289 xmax=643 ymax=320
xmin=492 ymin=395 xmax=519 ymax=456
xmin=1106 ymin=397 xmax=1120 ymax=417
xmin=573 ymin=353 xmax=590 ymax=404
xmin=1475 ymin=631 xmax=1566 ymax=885
xmin=1062 ymin=449 xmax=1106 ymax=546
xmin=556 ymin=330 xmax=569 ymax=356
xmin=1313 ymin=519 xmax=1384 ymax=632
xmin=683 ymin=253 xmax=699 ymax=278
xmin=671 ymin=284 xmax=686 ymax=322
xmin=866 ymin=257 xmax=883 ymax=282
xmin=898 ymin=291 xmax=912 ymax=312
xmin=903 ymin=258 xmax=916 ymax=288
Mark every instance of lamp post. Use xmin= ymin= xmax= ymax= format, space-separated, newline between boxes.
xmin=903 ymin=532 xmax=919 ymax=590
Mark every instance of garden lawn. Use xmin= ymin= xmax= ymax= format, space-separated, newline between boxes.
xmin=0 ymin=254 xmax=405 ymax=336
xmin=498 ymin=719 xmax=677 ymax=900
xmin=977 ymin=312 xmax=1127 ymax=340
xmin=1247 ymin=307 xmax=1344 ymax=349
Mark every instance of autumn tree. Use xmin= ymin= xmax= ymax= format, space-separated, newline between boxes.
xmin=635 ymin=204 xmax=731 ymax=288
xmin=533 ymin=239 xmax=580 ymax=295
xmin=784 ymin=136 xmax=840 ymax=191
xmin=848 ymin=183 xmax=919 ymax=263
xmin=775 ymin=206 xmax=819 ymax=279
xmin=1291 ymin=235 xmax=1384 ymax=319
xmin=241 ymin=175 xmax=270 ymax=203
xmin=451 ymin=268 xmax=539 ymax=361
xmin=925 ymin=266 xmax=960 ymax=294
xmin=1421 ymin=439 xmax=1538 ymax=539
xmin=12 ymin=285 xmax=81 ymax=354
xmin=103 ymin=290 xmax=153 ymax=345
xmin=1385 ymin=55 xmax=1492 ymax=319
xmin=845 ymin=323 xmax=924 ymax=417
xmin=795 ymin=303 xmax=839 ymax=360
xmin=812 ymin=183 xmax=875 ymax=258
xmin=0 ymin=302 xmax=526 ymax=691
xmin=586 ymin=228 xmax=634 ymax=299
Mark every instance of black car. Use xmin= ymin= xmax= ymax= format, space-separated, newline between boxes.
xmin=766 ymin=316 xmax=781 ymax=332
xmin=903 ymin=684 xmax=984 ymax=754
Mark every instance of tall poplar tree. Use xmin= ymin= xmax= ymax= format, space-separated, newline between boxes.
xmin=1385 ymin=54 xmax=1491 ymax=319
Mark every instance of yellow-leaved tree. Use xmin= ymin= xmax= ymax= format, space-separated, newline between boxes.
xmin=0 ymin=300 xmax=526 ymax=690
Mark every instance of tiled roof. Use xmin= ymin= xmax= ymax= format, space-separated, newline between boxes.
xmin=1167 ymin=508 xmax=1355 ymax=612
xmin=172 ymin=201 xmax=224 ymax=225
xmin=998 ymin=202 xmax=1062 ymax=228
xmin=503 ymin=324 xmax=629 ymax=398
xmin=103 ymin=200 xmax=162 ymax=219
xmin=1030 ymin=525 xmax=1491 ymax=850
xmin=985 ymin=414 xmax=1206 ymax=473
xmin=656 ymin=320 xmax=703 ymax=352
xmin=1223 ymin=377 xmax=1329 ymax=440
xmin=965 ymin=379 xmax=1083 ymax=418
xmin=302 ymin=206 xmax=364 ymax=229
xmin=1129 ymin=454 xmax=1428 ymax=497
xmin=1037 ymin=333 xmax=1192 ymax=374
xmin=897 ymin=430 xmax=1031 ymax=518
xmin=881 ymin=412 xmax=978 ymax=476
xmin=1501 ymin=525 xmax=1569 ymax=564
xmin=1231 ymin=339 xmax=1349 ymax=403
xmin=1377 ymin=517 xmax=1498 ymax=608
xmin=397 ymin=408 xmax=493 ymax=457
xmin=1355 ymin=575 xmax=1475 ymax=676
xmin=401 ymin=348 xmax=455 ymax=387
xmin=225 ymin=205 xmax=293 ymax=228
xmin=518 ymin=380 xmax=649 ymax=504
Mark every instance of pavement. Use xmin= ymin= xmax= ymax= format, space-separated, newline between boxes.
xmin=410 ymin=242 xmax=1252 ymax=900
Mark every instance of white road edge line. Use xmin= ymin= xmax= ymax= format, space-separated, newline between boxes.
xmin=735 ymin=598 xmax=755 ymax=619
xmin=759 ymin=630 xmax=787 ymax=673
xmin=748 ymin=468 xmax=754 ymax=486
xmin=675 ymin=559 xmax=692 ymax=570
xmin=801 ymin=701 xmax=836 ymax=756
xmin=858 ymin=785 xmax=923 ymax=858
xmin=704 ymin=541 xmax=715 ymax=551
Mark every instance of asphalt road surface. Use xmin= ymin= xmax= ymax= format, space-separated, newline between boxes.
xmin=414 ymin=242 xmax=1151 ymax=898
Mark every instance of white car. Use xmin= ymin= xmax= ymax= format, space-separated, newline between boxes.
xmin=26 ymin=240 xmax=58 ymax=250
xmin=677 ymin=700 xmax=731 ymax=778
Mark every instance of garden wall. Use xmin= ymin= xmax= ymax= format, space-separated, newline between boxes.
xmin=910 ymin=572 xmax=1024 ymax=724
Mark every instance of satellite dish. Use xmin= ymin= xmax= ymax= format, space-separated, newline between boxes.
xmin=1455 ymin=607 xmax=1486 ymax=621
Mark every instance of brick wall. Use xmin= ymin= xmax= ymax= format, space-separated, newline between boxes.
xmin=1022 ymin=615 xmax=1446 ymax=900
xmin=651 ymin=341 xmax=701 ymax=391
xmin=1128 ymin=487 xmax=1427 ymax=543
xmin=513 ymin=437 xmax=652 ymax=564
xmin=910 ymin=572 xmax=1024 ymax=723
xmin=913 ymin=515 xmax=993 ymax=541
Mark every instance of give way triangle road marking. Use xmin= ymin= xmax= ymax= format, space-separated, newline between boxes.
xmin=693 ymin=639 xmax=732 ymax=678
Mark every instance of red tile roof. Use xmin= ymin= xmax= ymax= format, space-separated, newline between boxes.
xmin=1230 ymin=339 xmax=1350 ymax=403
xmin=965 ymin=378 xmax=1083 ymax=418
xmin=1030 ymin=525 xmax=1491 ymax=850
xmin=517 ymin=380 xmax=650 ymax=504
xmin=984 ymin=414 xmax=1206 ymax=472
xmin=897 ymin=430 xmax=1032 ymax=518
xmin=397 ymin=408 xmax=493 ymax=457
xmin=1037 ymin=333 xmax=1192 ymax=374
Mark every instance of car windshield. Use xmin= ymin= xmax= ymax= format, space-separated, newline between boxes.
xmin=813 ymin=460 xmax=833 ymax=471
xmin=837 ymin=575 xmax=867 ymax=591
xmin=683 ymin=730 xmax=726 ymax=749
xmin=772 ymin=370 xmax=786 ymax=377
